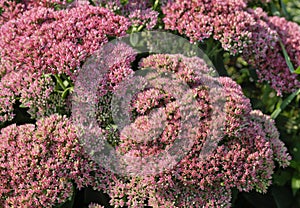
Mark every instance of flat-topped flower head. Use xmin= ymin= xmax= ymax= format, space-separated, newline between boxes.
xmin=90 ymin=53 xmax=290 ymax=207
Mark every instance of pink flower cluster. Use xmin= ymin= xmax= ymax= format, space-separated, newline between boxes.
xmin=0 ymin=0 xmax=69 ymax=25
xmin=162 ymin=1 xmax=300 ymax=95
xmin=0 ymin=5 xmax=129 ymax=78
xmin=0 ymin=4 xmax=130 ymax=122
xmin=94 ymin=0 xmax=159 ymax=30
xmin=244 ymin=8 xmax=300 ymax=95
xmin=0 ymin=70 xmax=30 ymax=122
xmin=19 ymin=74 xmax=67 ymax=119
xmin=162 ymin=0 xmax=251 ymax=53
xmin=91 ymin=54 xmax=291 ymax=207
xmin=0 ymin=80 xmax=15 ymax=122
xmin=0 ymin=114 xmax=95 ymax=207
xmin=0 ymin=69 xmax=62 ymax=121
xmin=0 ymin=1 xmax=293 ymax=207
xmin=0 ymin=0 xmax=24 ymax=25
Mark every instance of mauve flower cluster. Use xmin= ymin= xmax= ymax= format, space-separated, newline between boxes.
xmin=162 ymin=0 xmax=253 ymax=54
xmin=162 ymin=1 xmax=300 ymax=95
xmin=0 ymin=70 xmax=33 ymax=122
xmin=91 ymin=54 xmax=290 ymax=207
xmin=0 ymin=68 xmax=70 ymax=121
xmin=0 ymin=1 xmax=293 ymax=207
xmin=0 ymin=80 xmax=15 ymax=122
xmin=244 ymin=8 xmax=300 ymax=95
xmin=0 ymin=4 xmax=130 ymax=123
xmin=0 ymin=5 xmax=129 ymax=77
xmin=95 ymin=0 xmax=159 ymax=30
xmin=0 ymin=0 xmax=68 ymax=25
xmin=0 ymin=114 xmax=96 ymax=207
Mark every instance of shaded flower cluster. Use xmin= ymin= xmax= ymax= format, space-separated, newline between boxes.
xmin=0 ymin=79 xmax=15 ymax=122
xmin=91 ymin=54 xmax=291 ymax=207
xmin=19 ymin=74 xmax=68 ymax=119
xmin=94 ymin=0 xmax=159 ymax=30
xmin=244 ymin=8 xmax=300 ymax=95
xmin=0 ymin=69 xmax=68 ymax=122
xmin=0 ymin=114 xmax=95 ymax=207
xmin=162 ymin=1 xmax=300 ymax=95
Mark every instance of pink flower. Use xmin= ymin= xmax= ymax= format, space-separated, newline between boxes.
xmin=0 ymin=114 xmax=96 ymax=207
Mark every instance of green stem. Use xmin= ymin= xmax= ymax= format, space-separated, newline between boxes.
xmin=279 ymin=39 xmax=295 ymax=73
xmin=54 ymin=74 xmax=66 ymax=90
xmin=62 ymin=87 xmax=74 ymax=99
xmin=153 ymin=0 xmax=159 ymax=10
xmin=271 ymin=88 xmax=300 ymax=119
xmin=137 ymin=24 xmax=144 ymax=32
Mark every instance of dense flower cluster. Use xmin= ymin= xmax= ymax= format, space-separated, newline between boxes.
xmin=0 ymin=0 xmax=24 ymax=25
xmin=0 ymin=70 xmax=61 ymax=121
xmin=0 ymin=0 xmax=69 ymax=25
xmin=0 ymin=79 xmax=15 ymax=122
xmin=0 ymin=0 xmax=294 ymax=207
xmin=0 ymin=4 xmax=130 ymax=123
xmin=19 ymin=73 xmax=69 ymax=119
xmin=0 ymin=5 xmax=129 ymax=77
xmin=0 ymin=114 xmax=95 ymax=207
xmin=94 ymin=0 xmax=159 ymax=30
xmin=244 ymin=8 xmax=300 ymax=95
xmin=91 ymin=54 xmax=291 ymax=207
xmin=162 ymin=0 xmax=300 ymax=95
xmin=162 ymin=0 xmax=252 ymax=53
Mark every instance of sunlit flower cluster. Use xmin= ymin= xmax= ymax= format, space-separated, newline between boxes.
xmin=162 ymin=0 xmax=300 ymax=95
xmin=0 ymin=4 xmax=130 ymax=123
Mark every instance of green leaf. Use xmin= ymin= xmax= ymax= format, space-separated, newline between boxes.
xmin=271 ymin=2 xmax=281 ymax=16
xmin=19 ymin=103 xmax=28 ymax=108
xmin=61 ymin=87 xmax=73 ymax=99
xmin=63 ymin=80 xmax=69 ymax=88
xmin=290 ymin=160 xmax=300 ymax=171
xmin=292 ymin=176 xmax=300 ymax=196
xmin=294 ymin=66 xmax=300 ymax=74
xmin=280 ymin=0 xmax=291 ymax=19
xmin=152 ymin=0 xmax=159 ymax=10
xmin=54 ymin=74 xmax=67 ymax=90
xmin=273 ymin=170 xmax=292 ymax=186
xmin=279 ymin=40 xmax=295 ymax=73
xmin=271 ymin=88 xmax=300 ymax=119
